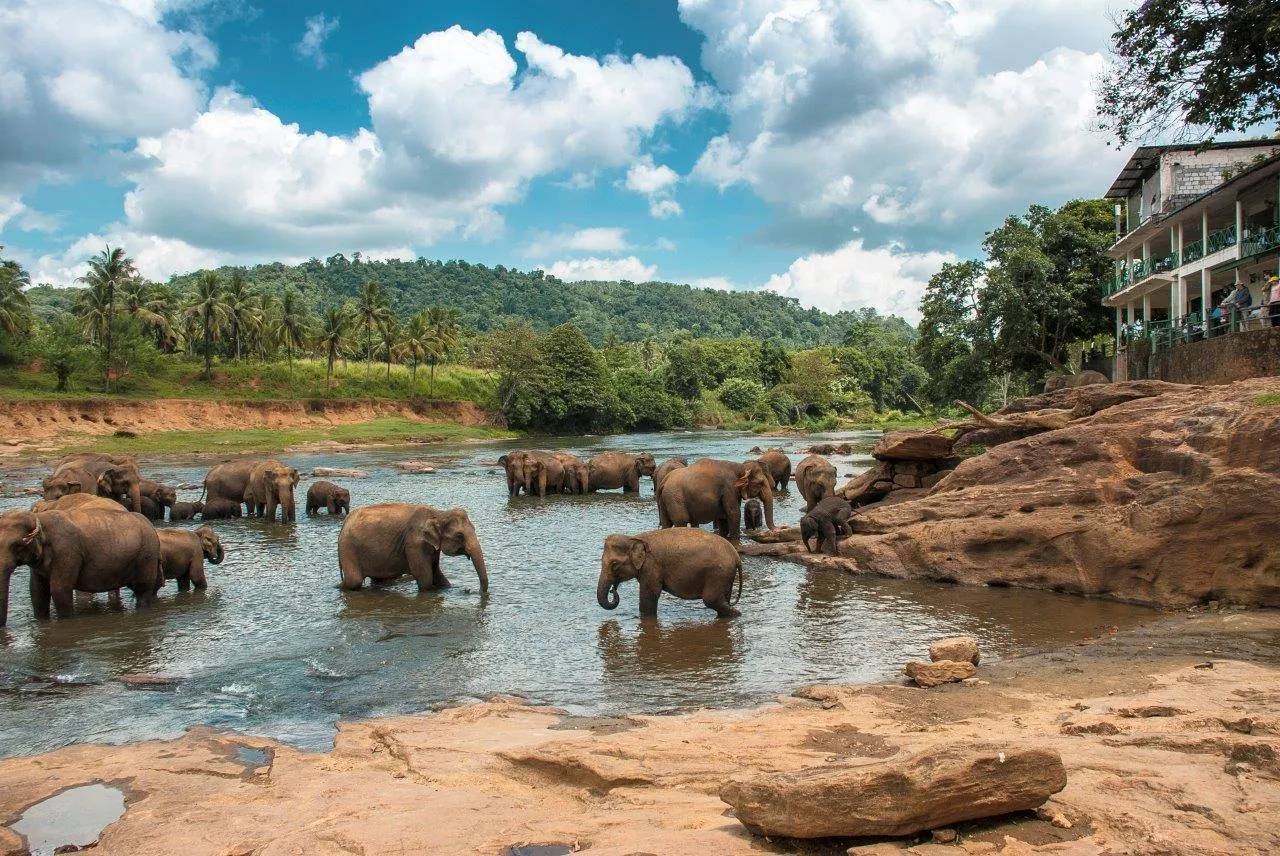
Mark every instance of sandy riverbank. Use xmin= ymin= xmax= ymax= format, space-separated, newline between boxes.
xmin=2 ymin=609 xmax=1278 ymax=856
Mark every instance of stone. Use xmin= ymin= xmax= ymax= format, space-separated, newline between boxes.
xmin=116 ymin=674 xmax=182 ymax=688
xmin=893 ymin=473 xmax=921 ymax=489
xmin=931 ymin=828 xmax=958 ymax=843
xmin=0 ymin=827 xmax=28 ymax=856
xmin=873 ymin=431 xmax=955 ymax=462
xmin=872 ymin=480 xmax=895 ymax=493
xmin=838 ymin=463 xmax=893 ymax=502
xmin=719 ymin=742 xmax=1067 ymax=839
xmin=312 ymin=467 xmax=368 ymax=479
xmin=393 ymin=461 xmax=437 ymax=474
xmin=904 ymin=661 xmax=976 ymax=688
xmin=920 ymin=471 xmax=949 ymax=491
xmin=929 ymin=637 xmax=980 ymax=665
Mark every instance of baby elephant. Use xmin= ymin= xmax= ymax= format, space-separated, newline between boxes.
xmin=201 ymin=498 xmax=243 ymax=520
xmin=156 ymin=526 xmax=224 ymax=591
xmin=800 ymin=496 xmax=854 ymax=555
xmin=743 ymin=498 xmax=764 ymax=531
xmin=170 ymin=501 xmax=204 ymax=522
xmin=597 ymin=528 xmax=743 ymax=619
xmin=306 ymin=480 xmax=351 ymax=515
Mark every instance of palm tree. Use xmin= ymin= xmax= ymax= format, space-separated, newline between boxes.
xmin=223 ymin=271 xmax=261 ymax=362
xmin=379 ymin=315 xmax=400 ymax=381
xmin=423 ymin=306 xmax=461 ymax=398
xmin=253 ymin=292 xmax=280 ymax=360
xmin=355 ymin=280 xmax=391 ymax=378
xmin=317 ymin=303 xmax=353 ymax=387
xmin=119 ymin=277 xmax=170 ymax=346
xmin=184 ymin=271 xmax=230 ymax=378
xmin=274 ymin=289 xmax=312 ymax=377
xmin=77 ymin=246 xmax=136 ymax=390
xmin=398 ymin=312 xmax=430 ymax=394
xmin=0 ymin=263 xmax=31 ymax=337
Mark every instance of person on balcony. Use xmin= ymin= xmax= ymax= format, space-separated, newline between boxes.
xmin=1219 ymin=282 xmax=1252 ymax=331
xmin=1266 ymin=275 xmax=1280 ymax=328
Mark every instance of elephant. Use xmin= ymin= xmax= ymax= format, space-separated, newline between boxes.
xmin=799 ymin=496 xmax=854 ymax=555
xmin=596 ymin=528 xmax=743 ymax=619
xmin=338 ymin=503 xmax=489 ymax=593
xmin=157 ymin=526 xmax=223 ymax=591
xmin=657 ymin=458 xmax=775 ymax=541
xmin=40 ymin=467 xmax=95 ymax=502
xmin=306 ymin=481 xmax=351 ymax=515
xmin=31 ymin=494 xmax=126 ymax=514
xmin=169 ymin=501 xmax=204 ymax=522
xmin=587 ymin=452 xmax=657 ymax=493
xmin=553 ymin=453 xmax=590 ymax=494
xmin=743 ymin=498 xmax=764 ymax=531
xmin=139 ymin=479 xmax=178 ymax=513
xmin=515 ymin=451 xmax=566 ymax=498
xmin=203 ymin=458 xmax=296 ymax=519
xmin=654 ymin=457 xmax=689 ymax=528
xmin=200 ymin=499 xmax=242 ymax=520
xmin=794 ymin=454 xmax=837 ymax=512
xmin=52 ymin=453 xmax=144 ymax=513
xmin=0 ymin=507 xmax=162 ymax=627
xmin=245 ymin=460 xmax=300 ymax=522
xmin=756 ymin=449 xmax=792 ymax=492
xmin=124 ymin=495 xmax=165 ymax=521
xmin=497 ymin=451 xmax=530 ymax=497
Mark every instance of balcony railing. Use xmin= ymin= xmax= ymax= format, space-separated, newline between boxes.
xmin=1241 ymin=224 xmax=1280 ymax=258
xmin=1205 ymin=224 xmax=1238 ymax=255
xmin=1120 ymin=306 xmax=1258 ymax=356
xmin=1106 ymin=253 xmax=1177 ymax=296
xmin=1181 ymin=240 xmax=1204 ymax=264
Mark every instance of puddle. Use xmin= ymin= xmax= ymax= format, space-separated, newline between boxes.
xmin=9 ymin=784 xmax=125 ymax=856
xmin=502 ymin=846 xmax=577 ymax=856
xmin=234 ymin=746 xmax=272 ymax=768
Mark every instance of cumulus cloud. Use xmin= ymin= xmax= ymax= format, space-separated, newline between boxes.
xmin=296 ymin=13 xmax=339 ymax=68
xmin=624 ymin=155 xmax=683 ymax=218
xmin=544 ymin=256 xmax=658 ymax=283
xmin=680 ymin=0 xmax=1126 ymax=250
xmin=524 ymin=226 xmax=630 ymax=257
xmin=762 ymin=239 xmax=956 ymax=322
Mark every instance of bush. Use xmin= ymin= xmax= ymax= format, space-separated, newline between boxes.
xmin=717 ymin=377 xmax=766 ymax=412
xmin=615 ymin=368 xmax=692 ymax=431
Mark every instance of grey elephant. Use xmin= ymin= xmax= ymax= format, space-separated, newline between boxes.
xmin=203 ymin=457 xmax=298 ymax=521
xmin=497 ymin=451 xmax=530 ymax=496
xmin=587 ymin=452 xmax=657 ymax=493
xmin=517 ymin=451 xmax=567 ymax=498
xmin=658 ymin=458 xmax=775 ymax=540
xmin=169 ymin=501 xmax=204 ymax=521
xmin=124 ymin=495 xmax=166 ymax=521
xmin=0 ymin=507 xmax=162 ymax=627
xmin=338 ymin=503 xmax=489 ymax=593
xmin=653 ymin=456 xmax=689 ymax=527
xmin=756 ymin=449 xmax=792 ymax=492
xmin=157 ymin=526 xmax=224 ymax=591
xmin=47 ymin=453 xmax=144 ymax=513
xmin=553 ymin=452 xmax=590 ymax=494
xmin=799 ymin=496 xmax=854 ymax=555
xmin=306 ymin=481 xmax=351 ymax=515
xmin=794 ymin=454 xmax=837 ymax=512
xmin=31 ymin=494 xmax=126 ymax=514
xmin=743 ymin=498 xmax=764 ymax=531
xmin=597 ymin=528 xmax=743 ymax=619
xmin=201 ymin=498 xmax=242 ymax=520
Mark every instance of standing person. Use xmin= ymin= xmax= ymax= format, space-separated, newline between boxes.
xmin=1268 ymin=274 xmax=1280 ymax=328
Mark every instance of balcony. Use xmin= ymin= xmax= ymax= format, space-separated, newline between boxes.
xmin=1241 ymin=224 xmax=1280 ymax=258
xmin=1205 ymin=224 xmax=1238 ymax=255
xmin=1105 ymin=253 xmax=1177 ymax=297
xmin=1181 ymin=240 xmax=1204 ymax=265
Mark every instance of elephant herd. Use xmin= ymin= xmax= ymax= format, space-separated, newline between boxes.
xmin=0 ymin=441 xmax=854 ymax=629
xmin=502 ymin=447 xmax=854 ymax=618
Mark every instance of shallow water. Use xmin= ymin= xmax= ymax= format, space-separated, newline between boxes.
xmin=9 ymin=783 xmax=125 ymax=855
xmin=0 ymin=431 xmax=1159 ymax=757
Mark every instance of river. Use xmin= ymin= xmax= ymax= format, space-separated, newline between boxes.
xmin=0 ymin=430 xmax=1159 ymax=758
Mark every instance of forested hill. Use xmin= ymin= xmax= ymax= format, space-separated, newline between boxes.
xmin=156 ymin=256 xmax=911 ymax=347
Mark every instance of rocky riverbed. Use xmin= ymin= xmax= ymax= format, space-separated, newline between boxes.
xmin=2 ymin=609 xmax=1278 ymax=855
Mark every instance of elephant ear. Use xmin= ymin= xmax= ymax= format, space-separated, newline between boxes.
xmin=627 ymin=538 xmax=647 ymax=571
xmin=418 ymin=515 xmax=444 ymax=549
xmin=289 ymin=468 xmax=300 ymax=486
xmin=733 ymin=473 xmax=751 ymax=500
xmin=498 ymin=455 xmax=509 ymax=466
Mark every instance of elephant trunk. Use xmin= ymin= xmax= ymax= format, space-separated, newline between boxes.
xmin=0 ymin=566 xmax=10 ymax=628
xmin=281 ymin=489 xmax=296 ymax=523
xmin=466 ymin=535 xmax=489 ymax=592
xmin=762 ymin=484 xmax=777 ymax=530
xmin=597 ymin=570 xmax=619 ymax=610
xmin=212 ymin=543 xmax=225 ymax=565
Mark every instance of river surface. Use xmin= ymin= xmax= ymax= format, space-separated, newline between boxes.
xmin=0 ymin=430 xmax=1159 ymax=758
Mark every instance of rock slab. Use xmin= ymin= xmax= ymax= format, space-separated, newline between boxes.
xmin=873 ymin=431 xmax=954 ymax=462
xmin=929 ymin=637 xmax=980 ymax=665
xmin=904 ymin=661 xmax=976 ymax=688
xmin=720 ymin=742 xmax=1066 ymax=839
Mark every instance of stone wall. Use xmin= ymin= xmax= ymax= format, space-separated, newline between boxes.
xmin=1143 ymin=327 xmax=1280 ymax=385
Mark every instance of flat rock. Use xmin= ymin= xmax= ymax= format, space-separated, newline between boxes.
xmin=311 ymin=467 xmax=368 ymax=479
xmin=873 ymin=431 xmax=954 ymax=462
xmin=116 ymin=674 xmax=182 ymax=688
xmin=392 ymin=461 xmax=437 ymax=474
xmin=929 ymin=637 xmax=980 ymax=665
xmin=904 ymin=661 xmax=976 ymax=688
xmin=720 ymin=742 xmax=1067 ymax=839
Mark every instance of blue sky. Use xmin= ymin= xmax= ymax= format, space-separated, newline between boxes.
xmin=0 ymin=0 xmax=1131 ymax=320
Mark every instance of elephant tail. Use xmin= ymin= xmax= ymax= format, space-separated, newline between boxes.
xmin=730 ymin=558 xmax=743 ymax=606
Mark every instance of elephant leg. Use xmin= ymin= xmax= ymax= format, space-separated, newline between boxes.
xmin=30 ymin=573 xmax=53 ymax=619
xmin=624 ymin=473 xmax=638 ymax=493
xmin=177 ymin=573 xmax=191 ymax=592
xmin=191 ymin=559 xmax=208 ymax=590
xmin=703 ymin=579 xmax=740 ymax=619
xmin=821 ymin=520 xmax=838 ymax=555
xmin=50 ymin=577 xmax=75 ymax=618
xmin=405 ymin=543 xmax=438 ymax=591
xmin=429 ymin=549 xmax=452 ymax=588
xmin=638 ymin=582 xmax=661 ymax=618
xmin=721 ymin=497 xmax=741 ymax=541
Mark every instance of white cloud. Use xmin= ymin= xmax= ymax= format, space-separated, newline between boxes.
xmin=762 ymin=239 xmax=957 ymax=322
xmin=680 ymin=0 xmax=1126 ymax=249
xmin=296 ymin=13 xmax=339 ymax=68
xmin=655 ymin=237 xmax=677 ymax=251
xmin=689 ymin=276 xmax=737 ymax=291
xmin=544 ymin=256 xmax=657 ymax=283
xmin=624 ymin=155 xmax=683 ymax=219
xmin=524 ymin=226 xmax=630 ymax=257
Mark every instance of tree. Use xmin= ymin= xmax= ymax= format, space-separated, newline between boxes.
xmin=317 ymin=303 xmax=354 ymax=388
xmin=717 ymin=377 xmax=766 ymax=413
xmin=0 ymin=250 xmax=31 ymax=341
xmin=758 ymin=340 xmax=791 ymax=387
xmin=379 ymin=315 xmax=400 ymax=381
xmin=473 ymin=320 xmax=542 ymax=420
xmin=40 ymin=318 xmax=91 ymax=391
xmin=1097 ymin=1 xmax=1280 ymax=145
xmin=77 ymin=246 xmax=135 ymax=390
xmin=423 ymin=306 xmax=460 ymax=397
xmin=223 ymin=271 xmax=261 ymax=362
xmin=520 ymin=323 xmax=623 ymax=433
xmin=184 ymin=271 xmax=229 ymax=378
xmin=916 ymin=261 xmax=991 ymax=407
xmin=398 ymin=311 xmax=430 ymax=393
xmin=663 ymin=338 xmax=706 ymax=400
xmin=776 ymin=350 xmax=840 ymax=422
xmin=274 ymin=288 xmax=312 ymax=376
xmin=355 ymin=280 xmax=391 ymax=377
xmin=119 ymin=277 xmax=174 ymax=351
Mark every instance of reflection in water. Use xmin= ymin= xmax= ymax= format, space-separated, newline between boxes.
xmin=0 ymin=430 xmax=1160 ymax=756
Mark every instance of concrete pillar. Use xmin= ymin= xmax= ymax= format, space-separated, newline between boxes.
xmin=1177 ymin=221 xmax=1184 ymax=267
xmin=1236 ymin=199 xmax=1244 ymax=246
xmin=1201 ymin=267 xmax=1210 ymax=324
xmin=1142 ymin=292 xmax=1152 ymax=323
xmin=1202 ymin=208 xmax=1209 ymax=252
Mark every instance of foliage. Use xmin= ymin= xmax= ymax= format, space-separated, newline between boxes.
xmin=717 ymin=377 xmax=766 ymax=413
xmin=522 ymin=323 xmax=625 ymax=433
xmin=38 ymin=318 xmax=93 ymax=392
xmin=1097 ymin=1 xmax=1280 ymax=145
xmin=613 ymin=368 xmax=692 ymax=431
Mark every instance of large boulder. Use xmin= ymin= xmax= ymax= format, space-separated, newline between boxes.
xmin=873 ymin=431 xmax=954 ymax=462
xmin=904 ymin=660 xmax=976 ymax=687
xmin=720 ymin=742 xmax=1067 ymax=839
xmin=929 ymin=637 xmax=980 ymax=665
xmin=832 ymin=378 xmax=1280 ymax=608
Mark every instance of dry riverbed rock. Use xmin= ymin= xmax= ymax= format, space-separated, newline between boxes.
xmin=904 ymin=661 xmax=977 ymax=688
xmin=930 ymin=637 xmax=980 ymax=665
xmin=392 ymin=461 xmax=437 ymax=474
xmin=720 ymin=742 xmax=1067 ymax=839
xmin=311 ymin=467 xmax=368 ymax=479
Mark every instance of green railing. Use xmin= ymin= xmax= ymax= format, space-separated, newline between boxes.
xmin=1106 ymin=253 xmax=1177 ymax=296
xmin=1181 ymin=240 xmax=1204 ymax=264
xmin=1120 ymin=307 xmax=1255 ymax=357
xmin=1241 ymin=224 xmax=1280 ymax=258
xmin=1205 ymin=224 xmax=1238 ymax=255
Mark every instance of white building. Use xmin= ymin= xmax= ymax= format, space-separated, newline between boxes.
xmin=1103 ymin=139 xmax=1280 ymax=371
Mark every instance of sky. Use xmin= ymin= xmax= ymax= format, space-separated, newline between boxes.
xmin=0 ymin=0 xmax=1133 ymax=321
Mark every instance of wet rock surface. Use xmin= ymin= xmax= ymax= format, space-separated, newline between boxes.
xmin=930 ymin=637 xmax=980 ymax=665
xmin=904 ymin=660 xmax=978 ymax=688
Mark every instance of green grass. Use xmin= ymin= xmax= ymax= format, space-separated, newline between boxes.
xmin=48 ymin=417 xmax=515 ymax=457
xmin=1255 ymin=393 xmax=1280 ymax=407
xmin=0 ymin=357 xmax=498 ymax=404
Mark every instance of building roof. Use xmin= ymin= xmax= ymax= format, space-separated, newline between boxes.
xmin=1104 ymin=139 xmax=1280 ymax=199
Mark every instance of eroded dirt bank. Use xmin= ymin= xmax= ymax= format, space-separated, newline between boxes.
xmin=2 ymin=611 xmax=1279 ymax=856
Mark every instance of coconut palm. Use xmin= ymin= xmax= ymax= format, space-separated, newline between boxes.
xmin=317 ymin=303 xmax=354 ymax=387
xmin=379 ymin=315 xmax=400 ymax=381
xmin=274 ymin=288 xmax=312 ymax=377
xmin=77 ymin=246 xmax=136 ymax=390
xmin=398 ymin=311 xmax=431 ymax=393
xmin=355 ymin=280 xmax=391 ymax=378
xmin=118 ymin=277 xmax=172 ymax=348
xmin=253 ymin=292 xmax=280 ymax=360
xmin=0 ymin=256 xmax=32 ymax=337
xmin=423 ymin=306 xmax=461 ymax=398
xmin=184 ymin=271 xmax=230 ymax=378
xmin=223 ymin=271 xmax=262 ymax=362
